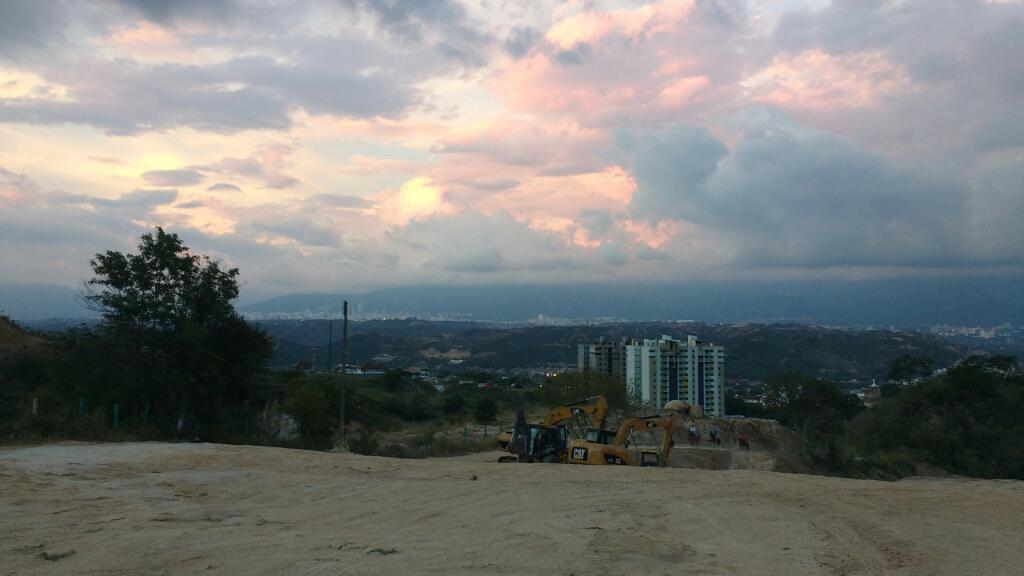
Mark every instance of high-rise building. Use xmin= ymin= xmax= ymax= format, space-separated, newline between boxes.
xmin=578 ymin=335 xmax=725 ymax=416
xmin=577 ymin=337 xmax=630 ymax=383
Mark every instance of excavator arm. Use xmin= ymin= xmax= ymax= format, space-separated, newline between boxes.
xmin=567 ymin=412 xmax=677 ymax=467
xmin=541 ymin=395 xmax=608 ymax=429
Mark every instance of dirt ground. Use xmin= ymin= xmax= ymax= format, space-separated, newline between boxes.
xmin=2 ymin=443 xmax=1022 ymax=576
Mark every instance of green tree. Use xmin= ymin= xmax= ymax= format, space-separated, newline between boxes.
xmin=846 ymin=358 xmax=1024 ymax=479
xmin=382 ymin=369 xmax=404 ymax=393
xmin=540 ymin=371 xmax=630 ymax=410
xmin=77 ymin=227 xmax=271 ymax=435
xmin=443 ymin=393 xmax=466 ymax=416
xmin=887 ymin=355 xmax=934 ymax=381
xmin=285 ymin=379 xmax=338 ymax=449
xmin=763 ymin=374 xmax=862 ymax=455
xmin=473 ymin=397 xmax=497 ymax=424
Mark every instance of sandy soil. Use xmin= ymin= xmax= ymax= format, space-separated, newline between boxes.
xmin=2 ymin=443 xmax=1022 ymax=576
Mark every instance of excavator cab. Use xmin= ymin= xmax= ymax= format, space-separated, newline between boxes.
xmin=497 ymin=396 xmax=610 ymax=463
xmin=567 ymin=413 xmax=678 ymax=467
xmin=585 ymin=428 xmax=615 ymax=444
xmin=500 ymin=410 xmax=568 ymax=463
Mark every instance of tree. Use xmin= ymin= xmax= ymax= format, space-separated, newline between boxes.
xmin=887 ymin=355 xmax=934 ymax=381
xmin=540 ymin=371 xmax=630 ymax=410
xmin=443 ymin=393 xmax=466 ymax=416
xmin=473 ymin=397 xmax=497 ymax=424
xmin=763 ymin=374 xmax=862 ymax=454
xmin=382 ymin=369 xmax=404 ymax=393
xmin=78 ymin=227 xmax=271 ymax=435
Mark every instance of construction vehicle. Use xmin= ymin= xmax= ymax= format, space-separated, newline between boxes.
xmin=497 ymin=395 xmax=609 ymax=463
xmin=566 ymin=413 xmax=678 ymax=467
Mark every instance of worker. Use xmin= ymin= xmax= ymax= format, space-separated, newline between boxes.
xmin=688 ymin=422 xmax=699 ymax=446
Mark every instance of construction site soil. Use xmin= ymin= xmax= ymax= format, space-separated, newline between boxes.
xmin=2 ymin=442 xmax=1022 ymax=575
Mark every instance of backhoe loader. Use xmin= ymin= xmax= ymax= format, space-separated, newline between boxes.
xmin=496 ymin=395 xmax=609 ymax=463
xmin=566 ymin=412 xmax=678 ymax=467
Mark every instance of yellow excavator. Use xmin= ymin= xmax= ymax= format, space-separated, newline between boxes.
xmin=497 ymin=395 xmax=609 ymax=463
xmin=566 ymin=412 xmax=678 ymax=467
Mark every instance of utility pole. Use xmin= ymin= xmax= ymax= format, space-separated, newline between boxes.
xmin=339 ymin=300 xmax=348 ymax=438
xmin=327 ymin=318 xmax=333 ymax=373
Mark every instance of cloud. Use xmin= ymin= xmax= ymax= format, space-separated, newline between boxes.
xmin=0 ymin=49 xmax=426 ymax=135
xmin=143 ymin=168 xmax=205 ymax=187
xmin=393 ymin=211 xmax=577 ymax=276
xmin=617 ymin=116 xmax=998 ymax=268
xmin=461 ymin=178 xmax=519 ymax=192
xmin=115 ymin=0 xmax=239 ymax=25
xmin=310 ymin=194 xmax=372 ymax=209
xmin=0 ymin=1 xmax=64 ymax=57
xmin=208 ymin=144 xmax=299 ymax=189
xmin=117 ymin=188 xmax=179 ymax=208
xmin=206 ymin=182 xmax=241 ymax=193
xmin=339 ymin=0 xmax=489 ymax=65
xmin=504 ymin=26 xmax=541 ymax=58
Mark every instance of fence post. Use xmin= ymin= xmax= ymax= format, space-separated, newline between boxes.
xmin=483 ymin=424 xmax=488 ymax=436
xmin=464 ymin=425 xmax=468 ymax=440
xmin=113 ymin=403 xmax=119 ymax=428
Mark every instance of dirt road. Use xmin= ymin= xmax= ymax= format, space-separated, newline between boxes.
xmin=2 ymin=442 xmax=1021 ymax=575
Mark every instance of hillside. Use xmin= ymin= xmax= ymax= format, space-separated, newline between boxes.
xmin=2 ymin=443 xmax=1021 ymax=575
xmin=0 ymin=316 xmax=44 ymax=360
xmin=261 ymin=320 xmax=963 ymax=380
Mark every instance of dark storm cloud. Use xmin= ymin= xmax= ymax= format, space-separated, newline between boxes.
xmin=143 ymin=169 xmax=205 ymax=187
xmin=616 ymin=116 xmax=1011 ymax=268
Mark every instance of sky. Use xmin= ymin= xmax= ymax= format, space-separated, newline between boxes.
xmin=1 ymin=0 xmax=1022 ymax=297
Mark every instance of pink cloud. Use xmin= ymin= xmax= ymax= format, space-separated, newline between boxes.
xmin=742 ymin=49 xmax=914 ymax=111
xmin=546 ymin=1 xmax=693 ymax=49
xmin=656 ymin=75 xmax=711 ymax=108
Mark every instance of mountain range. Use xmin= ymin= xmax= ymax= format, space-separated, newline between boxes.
xmin=3 ymin=275 xmax=1023 ymax=328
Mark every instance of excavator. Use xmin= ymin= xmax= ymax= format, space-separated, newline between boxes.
xmin=566 ymin=412 xmax=678 ymax=467
xmin=497 ymin=395 xmax=609 ymax=463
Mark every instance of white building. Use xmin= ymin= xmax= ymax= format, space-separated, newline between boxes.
xmin=582 ymin=334 xmax=725 ymax=417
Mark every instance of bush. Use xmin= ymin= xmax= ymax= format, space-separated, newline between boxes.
xmin=473 ymin=397 xmax=497 ymax=424
xmin=284 ymin=379 xmax=338 ymax=449
xmin=443 ymin=394 xmax=466 ymax=417
xmin=540 ymin=371 xmax=630 ymax=410
xmin=842 ymin=361 xmax=1024 ymax=479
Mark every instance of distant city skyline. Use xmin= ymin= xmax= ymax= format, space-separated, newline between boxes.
xmin=2 ymin=0 xmax=1023 ymax=294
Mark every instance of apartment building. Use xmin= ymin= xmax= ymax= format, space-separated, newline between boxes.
xmin=578 ymin=334 xmax=725 ymax=416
